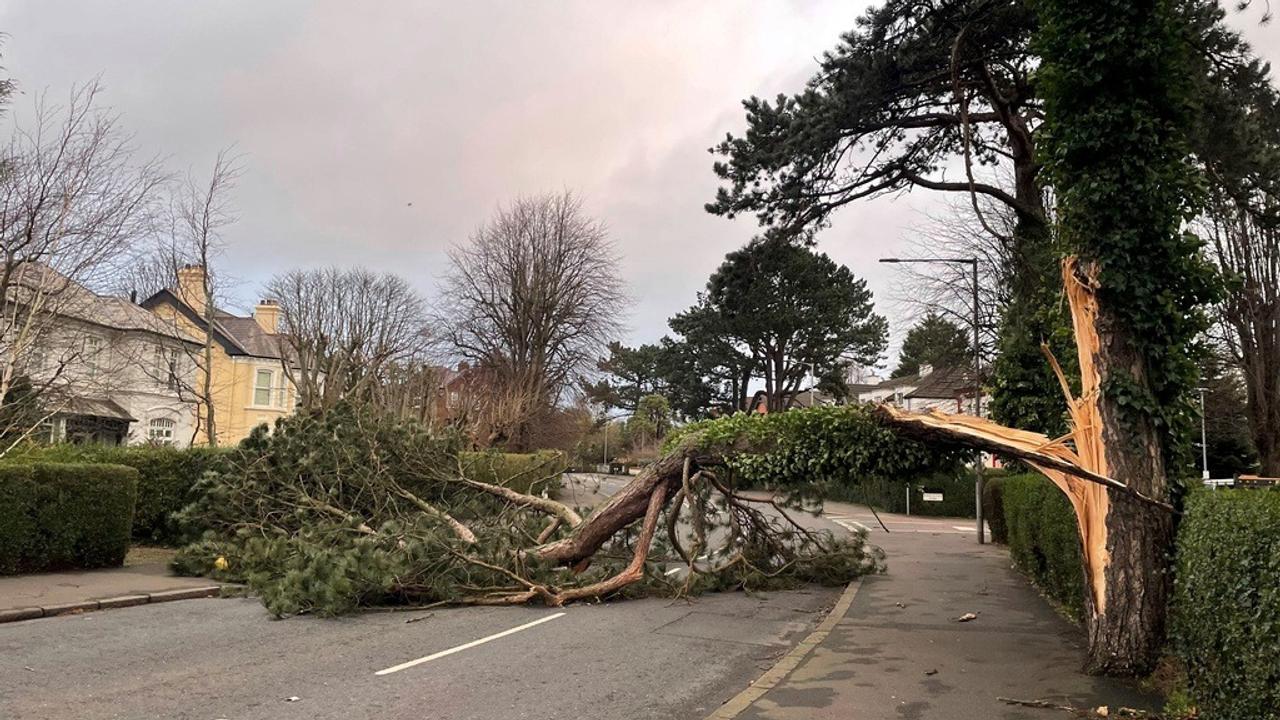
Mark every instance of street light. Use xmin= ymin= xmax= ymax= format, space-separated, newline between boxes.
xmin=880 ymin=256 xmax=985 ymax=543
xmin=1198 ymin=387 xmax=1209 ymax=481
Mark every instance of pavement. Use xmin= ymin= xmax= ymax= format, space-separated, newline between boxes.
xmin=0 ymin=562 xmax=223 ymax=623
xmin=727 ymin=502 xmax=1161 ymax=720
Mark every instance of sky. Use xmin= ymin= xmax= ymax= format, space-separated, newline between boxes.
xmin=2 ymin=1 xmax=1277 ymax=373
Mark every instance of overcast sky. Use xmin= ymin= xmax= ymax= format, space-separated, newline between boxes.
xmin=2 ymin=2 xmax=1276 ymax=372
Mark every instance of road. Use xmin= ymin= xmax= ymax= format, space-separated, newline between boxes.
xmin=3 ymin=473 xmax=933 ymax=720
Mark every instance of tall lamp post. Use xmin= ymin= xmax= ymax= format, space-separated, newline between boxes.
xmin=880 ymin=257 xmax=984 ymax=543
xmin=1197 ymin=387 xmax=1209 ymax=481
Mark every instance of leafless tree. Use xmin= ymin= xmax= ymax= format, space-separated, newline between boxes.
xmin=437 ymin=191 xmax=626 ymax=450
xmin=1203 ymin=192 xmax=1280 ymax=475
xmin=0 ymin=81 xmax=167 ymax=450
xmin=268 ymin=266 xmax=432 ymax=411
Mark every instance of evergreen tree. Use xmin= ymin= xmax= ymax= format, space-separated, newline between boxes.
xmin=893 ymin=313 xmax=970 ymax=378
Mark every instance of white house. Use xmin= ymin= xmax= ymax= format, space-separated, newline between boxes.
xmin=7 ymin=263 xmax=202 ymax=447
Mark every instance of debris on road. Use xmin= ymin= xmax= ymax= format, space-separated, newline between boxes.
xmin=956 ymin=612 xmax=978 ymax=622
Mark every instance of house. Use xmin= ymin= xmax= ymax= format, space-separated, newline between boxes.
xmin=856 ymin=364 xmax=988 ymax=415
xmin=7 ymin=263 xmax=202 ymax=446
xmin=141 ymin=265 xmax=298 ymax=445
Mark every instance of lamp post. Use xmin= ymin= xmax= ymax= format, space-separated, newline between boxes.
xmin=1198 ymin=387 xmax=1209 ymax=481
xmin=880 ymin=256 xmax=984 ymax=543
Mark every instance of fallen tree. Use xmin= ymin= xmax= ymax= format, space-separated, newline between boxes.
xmin=173 ymin=403 xmax=925 ymax=617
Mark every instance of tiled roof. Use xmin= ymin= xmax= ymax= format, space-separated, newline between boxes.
xmin=144 ymin=288 xmax=288 ymax=360
xmin=10 ymin=263 xmax=200 ymax=343
xmin=904 ymin=366 xmax=978 ymax=400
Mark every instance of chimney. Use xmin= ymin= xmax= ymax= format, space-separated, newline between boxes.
xmin=253 ymin=298 xmax=280 ymax=334
xmin=176 ymin=264 xmax=208 ymax=315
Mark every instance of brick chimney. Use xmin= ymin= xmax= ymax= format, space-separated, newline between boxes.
xmin=253 ymin=299 xmax=280 ymax=334
xmin=176 ymin=264 xmax=207 ymax=315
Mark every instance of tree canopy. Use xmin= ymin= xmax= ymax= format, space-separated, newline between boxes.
xmin=893 ymin=312 xmax=970 ymax=378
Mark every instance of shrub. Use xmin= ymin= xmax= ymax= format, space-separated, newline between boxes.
xmin=458 ymin=450 xmax=566 ymax=496
xmin=665 ymin=405 xmax=965 ymax=501
xmin=0 ymin=462 xmax=138 ymax=574
xmin=983 ymin=476 xmax=1008 ymax=543
xmin=1172 ymin=489 xmax=1280 ymax=719
xmin=4 ymin=444 xmax=230 ymax=545
xmin=1000 ymin=473 xmax=1084 ymax=618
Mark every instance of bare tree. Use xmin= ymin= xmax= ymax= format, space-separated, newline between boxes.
xmin=437 ymin=191 xmax=626 ymax=450
xmin=267 ymin=266 xmax=432 ymax=411
xmin=1204 ymin=194 xmax=1280 ymax=475
xmin=0 ymin=81 xmax=167 ymax=449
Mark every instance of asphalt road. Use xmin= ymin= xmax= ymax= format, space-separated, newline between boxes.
xmin=1 ymin=473 xmax=886 ymax=720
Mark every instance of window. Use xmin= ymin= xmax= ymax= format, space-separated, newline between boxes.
xmin=148 ymin=417 xmax=176 ymax=446
xmin=254 ymin=369 xmax=274 ymax=406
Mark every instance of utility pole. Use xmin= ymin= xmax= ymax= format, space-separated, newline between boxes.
xmin=1198 ymin=387 xmax=1209 ymax=481
xmin=880 ymin=256 xmax=984 ymax=543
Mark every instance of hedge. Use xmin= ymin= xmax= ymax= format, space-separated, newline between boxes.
xmin=858 ymin=469 xmax=978 ymax=518
xmin=1172 ymin=489 xmax=1280 ymax=719
xmin=459 ymin=450 xmax=567 ymax=495
xmin=1000 ymin=473 xmax=1084 ymax=618
xmin=982 ymin=476 xmax=1008 ymax=544
xmin=3 ymin=444 xmax=229 ymax=545
xmin=0 ymin=462 xmax=138 ymax=574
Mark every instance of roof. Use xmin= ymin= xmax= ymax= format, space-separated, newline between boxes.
xmin=8 ymin=263 xmax=200 ymax=344
xmin=56 ymin=396 xmax=136 ymax=422
xmin=142 ymin=288 xmax=287 ymax=360
xmin=904 ymin=366 xmax=978 ymax=400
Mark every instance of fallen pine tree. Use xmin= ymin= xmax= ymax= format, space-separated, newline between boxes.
xmin=173 ymin=403 xmax=956 ymax=617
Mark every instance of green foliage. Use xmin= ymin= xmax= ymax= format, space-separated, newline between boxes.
xmin=982 ymin=475 xmax=1008 ymax=544
xmin=1034 ymin=0 xmax=1219 ymax=469
xmin=458 ymin=450 xmax=566 ymax=496
xmin=893 ymin=312 xmax=969 ymax=378
xmin=582 ymin=342 xmax=669 ymax=413
xmin=1172 ymin=489 xmax=1280 ymax=719
xmin=4 ymin=444 xmax=231 ymax=545
xmin=0 ymin=462 xmax=137 ymax=574
xmin=666 ymin=405 xmax=963 ymax=501
xmin=857 ymin=469 xmax=977 ymax=518
xmin=1000 ymin=473 xmax=1084 ymax=618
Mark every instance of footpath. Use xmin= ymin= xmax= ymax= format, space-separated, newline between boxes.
xmin=0 ymin=557 xmax=223 ymax=623
xmin=715 ymin=506 xmax=1160 ymax=720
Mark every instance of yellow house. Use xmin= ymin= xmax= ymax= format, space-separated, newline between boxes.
xmin=142 ymin=265 xmax=297 ymax=446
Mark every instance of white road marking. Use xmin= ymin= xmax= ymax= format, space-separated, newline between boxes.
xmin=375 ymin=612 xmax=566 ymax=676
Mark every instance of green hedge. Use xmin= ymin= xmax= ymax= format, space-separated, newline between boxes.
xmin=858 ymin=469 xmax=978 ymax=518
xmin=1172 ymin=489 xmax=1280 ymax=719
xmin=0 ymin=462 xmax=138 ymax=574
xmin=1000 ymin=473 xmax=1084 ymax=618
xmin=983 ymin=476 xmax=1008 ymax=544
xmin=4 ymin=445 xmax=229 ymax=545
xmin=459 ymin=450 xmax=566 ymax=495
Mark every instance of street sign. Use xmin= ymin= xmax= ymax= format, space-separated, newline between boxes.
xmin=922 ymin=492 xmax=943 ymax=502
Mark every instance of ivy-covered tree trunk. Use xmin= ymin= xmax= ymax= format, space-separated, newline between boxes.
xmin=1033 ymin=0 xmax=1217 ymax=675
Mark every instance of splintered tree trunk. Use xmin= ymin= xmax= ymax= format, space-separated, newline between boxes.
xmin=1069 ymin=259 xmax=1170 ymax=675
xmin=875 ymin=257 xmax=1175 ymax=676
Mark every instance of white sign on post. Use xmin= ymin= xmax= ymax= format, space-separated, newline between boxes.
xmin=922 ymin=492 xmax=944 ymax=502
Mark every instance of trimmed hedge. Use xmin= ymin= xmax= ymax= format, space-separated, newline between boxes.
xmin=859 ymin=469 xmax=978 ymax=518
xmin=4 ymin=445 xmax=229 ymax=545
xmin=459 ymin=450 xmax=566 ymax=496
xmin=1000 ymin=473 xmax=1084 ymax=618
xmin=0 ymin=462 xmax=138 ymax=574
xmin=1172 ymin=489 xmax=1280 ymax=719
xmin=983 ymin=476 xmax=1008 ymax=544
